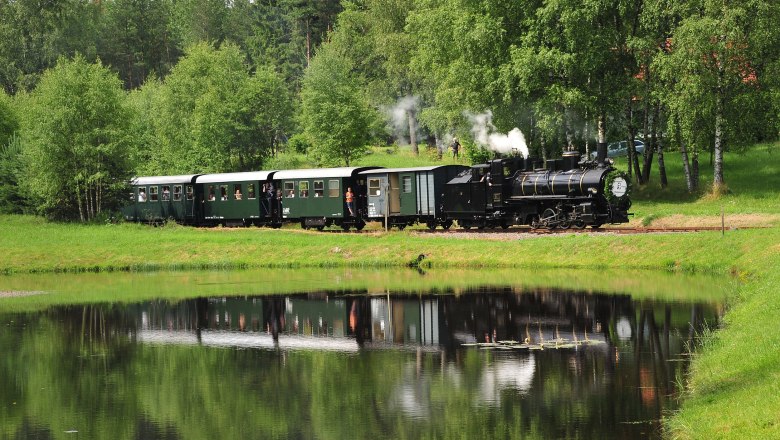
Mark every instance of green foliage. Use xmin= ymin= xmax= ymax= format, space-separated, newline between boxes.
xmin=408 ymin=0 xmax=517 ymax=136
xmin=151 ymin=42 xmax=293 ymax=174
xmin=0 ymin=91 xmax=18 ymax=148
xmin=300 ymin=43 xmax=378 ymax=166
xmin=0 ymin=0 xmax=100 ymax=94
xmin=125 ymin=78 xmax=164 ymax=176
xmin=286 ymin=133 xmax=312 ymax=154
xmin=96 ymin=0 xmax=180 ymax=89
xmin=465 ymin=143 xmax=493 ymax=164
xmin=0 ymin=92 xmax=26 ymax=213
xmin=653 ymin=0 xmax=780 ymax=186
xmin=19 ymin=55 xmax=131 ymax=221
xmin=0 ymin=134 xmax=28 ymax=214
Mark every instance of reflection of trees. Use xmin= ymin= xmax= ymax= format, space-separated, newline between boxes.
xmin=1 ymin=292 xmax=720 ymax=439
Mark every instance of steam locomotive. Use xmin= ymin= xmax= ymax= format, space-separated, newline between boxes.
xmin=443 ymin=145 xmax=631 ymax=229
xmin=122 ymin=143 xmax=631 ymax=230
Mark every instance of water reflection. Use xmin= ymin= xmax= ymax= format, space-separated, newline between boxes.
xmin=0 ymin=288 xmax=719 ymax=439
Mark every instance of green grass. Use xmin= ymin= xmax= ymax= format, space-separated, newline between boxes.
xmin=0 ymin=213 xmax=774 ymax=274
xmin=612 ymin=142 xmax=780 ymax=220
xmin=664 ymin=239 xmax=780 ymax=439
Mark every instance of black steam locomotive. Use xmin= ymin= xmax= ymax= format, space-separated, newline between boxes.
xmin=123 ymin=143 xmax=630 ymax=230
xmin=442 ymin=144 xmax=631 ymax=229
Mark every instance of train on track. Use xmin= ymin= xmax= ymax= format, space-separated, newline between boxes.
xmin=122 ymin=144 xmax=631 ymax=230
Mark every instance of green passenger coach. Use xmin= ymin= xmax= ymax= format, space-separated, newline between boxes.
xmin=273 ymin=167 xmax=379 ymax=230
xmin=196 ymin=171 xmax=280 ymax=227
xmin=123 ymin=175 xmax=201 ymax=223
xmin=359 ymin=165 xmax=468 ymax=230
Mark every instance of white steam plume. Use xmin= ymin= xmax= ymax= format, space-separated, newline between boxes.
xmin=383 ymin=96 xmax=420 ymax=146
xmin=465 ymin=110 xmax=529 ymax=158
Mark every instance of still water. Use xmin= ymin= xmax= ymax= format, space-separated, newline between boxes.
xmin=0 ymin=270 xmax=724 ymax=439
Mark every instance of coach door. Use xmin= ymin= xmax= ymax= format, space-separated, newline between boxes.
xmin=367 ymin=176 xmax=386 ymax=217
xmin=388 ymin=173 xmax=401 ymax=215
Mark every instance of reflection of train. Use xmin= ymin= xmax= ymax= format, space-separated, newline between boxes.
xmin=122 ymin=145 xmax=630 ymax=230
xmin=129 ymin=289 xmax=664 ymax=353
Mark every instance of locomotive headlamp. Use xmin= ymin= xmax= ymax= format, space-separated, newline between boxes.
xmin=588 ymin=187 xmax=598 ymax=194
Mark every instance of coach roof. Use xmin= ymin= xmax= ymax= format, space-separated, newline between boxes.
xmin=359 ymin=166 xmax=452 ymax=175
xmin=274 ymin=167 xmax=381 ymax=179
xmin=196 ymin=171 xmax=277 ymax=184
xmin=131 ymin=175 xmax=200 ymax=185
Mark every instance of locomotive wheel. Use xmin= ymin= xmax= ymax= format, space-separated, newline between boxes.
xmin=559 ymin=221 xmax=571 ymax=229
xmin=529 ymin=215 xmax=541 ymax=229
xmin=427 ymin=222 xmax=436 ymax=231
xmin=443 ymin=220 xmax=453 ymax=230
xmin=541 ymin=208 xmax=556 ymax=230
xmin=572 ymin=221 xmax=586 ymax=229
xmin=341 ymin=224 xmax=350 ymax=231
xmin=590 ymin=223 xmax=603 ymax=229
xmin=316 ymin=225 xmax=325 ymax=231
xmin=356 ymin=222 xmax=365 ymax=231
xmin=397 ymin=224 xmax=406 ymax=231
xmin=500 ymin=222 xmax=509 ymax=230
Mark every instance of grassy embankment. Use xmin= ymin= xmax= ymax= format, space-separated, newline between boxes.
xmin=0 ymin=143 xmax=778 ymax=438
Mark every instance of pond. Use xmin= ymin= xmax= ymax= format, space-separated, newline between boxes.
xmin=0 ymin=269 xmax=727 ymax=439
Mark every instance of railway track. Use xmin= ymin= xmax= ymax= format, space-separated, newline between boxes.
xmin=318 ymin=225 xmax=759 ymax=235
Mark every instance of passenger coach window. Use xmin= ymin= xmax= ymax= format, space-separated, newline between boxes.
xmin=247 ymin=184 xmax=256 ymax=199
xmin=328 ymin=180 xmax=339 ymax=197
xmin=186 ymin=185 xmax=193 ymax=201
xmin=138 ymin=187 xmax=147 ymax=202
xmin=161 ymin=185 xmax=170 ymax=201
xmin=369 ymin=179 xmax=381 ymax=196
xmin=149 ymin=186 xmax=159 ymax=202
xmin=314 ymin=181 xmax=324 ymax=197
xmin=220 ymin=185 xmax=228 ymax=201
xmin=234 ymin=184 xmax=242 ymax=200
xmin=208 ymin=185 xmax=216 ymax=201
xmin=284 ymin=182 xmax=295 ymax=198
xmin=402 ymin=176 xmax=412 ymax=193
xmin=173 ymin=185 xmax=182 ymax=201
xmin=299 ymin=181 xmax=309 ymax=198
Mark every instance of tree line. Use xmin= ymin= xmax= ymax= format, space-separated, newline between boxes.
xmin=0 ymin=0 xmax=778 ymax=221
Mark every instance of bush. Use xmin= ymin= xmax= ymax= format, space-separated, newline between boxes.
xmin=287 ymin=133 xmax=312 ymax=154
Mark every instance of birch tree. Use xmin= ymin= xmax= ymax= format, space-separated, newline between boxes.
xmin=20 ymin=55 xmax=131 ymax=221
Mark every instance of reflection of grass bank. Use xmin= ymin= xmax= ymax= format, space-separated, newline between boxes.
xmin=0 ymin=267 xmax=730 ymax=313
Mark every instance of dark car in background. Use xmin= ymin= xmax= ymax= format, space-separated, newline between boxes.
xmin=590 ymin=140 xmax=645 ymax=159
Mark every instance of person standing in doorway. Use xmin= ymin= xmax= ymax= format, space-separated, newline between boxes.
xmin=345 ymin=187 xmax=355 ymax=216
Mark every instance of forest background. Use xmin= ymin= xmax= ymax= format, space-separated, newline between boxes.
xmin=0 ymin=0 xmax=778 ymax=222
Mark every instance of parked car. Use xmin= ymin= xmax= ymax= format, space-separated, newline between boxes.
xmin=591 ymin=140 xmax=645 ymax=159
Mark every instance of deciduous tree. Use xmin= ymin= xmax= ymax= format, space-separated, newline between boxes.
xmin=152 ymin=42 xmax=293 ymax=173
xmin=20 ymin=55 xmax=131 ymax=221
xmin=300 ymin=43 xmax=378 ymax=166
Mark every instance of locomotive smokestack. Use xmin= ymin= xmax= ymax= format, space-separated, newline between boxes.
xmin=596 ymin=142 xmax=607 ymax=165
xmin=562 ymin=151 xmax=581 ymax=171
